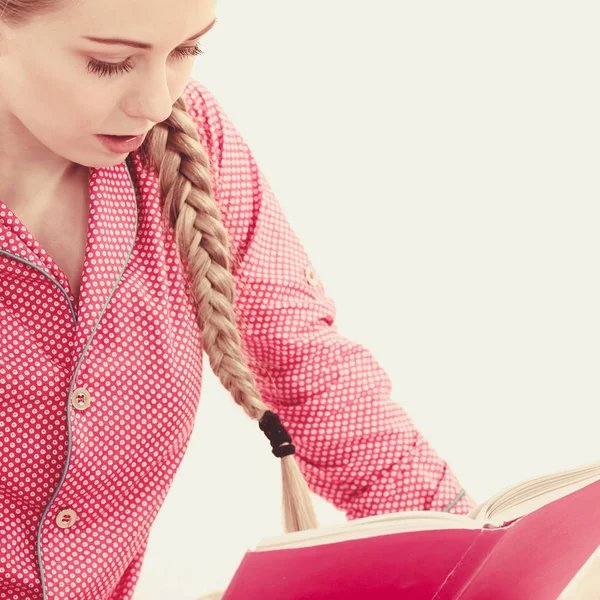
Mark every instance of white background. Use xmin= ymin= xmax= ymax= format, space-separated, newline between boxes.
xmin=132 ymin=1 xmax=600 ymax=598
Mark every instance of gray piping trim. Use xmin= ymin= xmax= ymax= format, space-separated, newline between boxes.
xmin=4 ymin=161 xmax=141 ymax=600
xmin=442 ymin=488 xmax=466 ymax=513
xmin=0 ymin=251 xmax=77 ymax=326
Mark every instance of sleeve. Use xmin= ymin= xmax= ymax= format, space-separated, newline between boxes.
xmin=183 ymin=79 xmax=477 ymax=520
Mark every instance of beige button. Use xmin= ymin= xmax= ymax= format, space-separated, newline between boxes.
xmin=71 ymin=388 xmax=91 ymax=410
xmin=56 ymin=508 xmax=77 ymax=529
xmin=305 ymin=266 xmax=319 ymax=287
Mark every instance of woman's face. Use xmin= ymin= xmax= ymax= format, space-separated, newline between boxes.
xmin=0 ymin=0 xmax=216 ymax=169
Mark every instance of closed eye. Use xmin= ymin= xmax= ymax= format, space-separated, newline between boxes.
xmin=86 ymin=43 xmax=204 ymax=78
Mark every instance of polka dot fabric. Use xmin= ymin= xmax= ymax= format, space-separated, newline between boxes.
xmin=187 ymin=80 xmax=476 ymax=519
xmin=0 ymin=77 xmax=474 ymax=599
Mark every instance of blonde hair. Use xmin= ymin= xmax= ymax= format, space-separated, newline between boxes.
xmin=1 ymin=1 xmax=318 ymax=597
xmin=138 ymin=97 xmax=317 ymax=532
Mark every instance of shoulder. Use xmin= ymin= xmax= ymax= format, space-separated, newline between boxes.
xmin=180 ymin=77 xmax=230 ymax=172
xmin=181 ymin=76 xmax=222 ymax=134
xmin=179 ymin=77 xmax=253 ymax=200
xmin=178 ymin=77 xmax=260 ymax=260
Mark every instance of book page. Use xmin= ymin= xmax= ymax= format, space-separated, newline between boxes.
xmin=468 ymin=461 xmax=600 ymax=525
xmin=257 ymin=510 xmax=479 ymax=551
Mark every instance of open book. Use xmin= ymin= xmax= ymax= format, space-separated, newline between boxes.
xmin=218 ymin=460 xmax=600 ymax=599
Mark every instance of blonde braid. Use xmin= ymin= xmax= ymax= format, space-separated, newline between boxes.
xmin=137 ymin=96 xmax=318 ymax=538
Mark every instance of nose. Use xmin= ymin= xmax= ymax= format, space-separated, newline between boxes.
xmin=125 ymin=67 xmax=178 ymax=127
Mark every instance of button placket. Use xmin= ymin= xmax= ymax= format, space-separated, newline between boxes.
xmin=57 ymin=387 xmax=90 ymax=535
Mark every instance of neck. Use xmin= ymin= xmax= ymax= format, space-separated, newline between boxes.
xmin=0 ymin=161 xmax=88 ymax=214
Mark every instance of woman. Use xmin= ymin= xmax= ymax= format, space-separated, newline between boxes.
xmin=0 ymin=0 xmax=481 ymax=598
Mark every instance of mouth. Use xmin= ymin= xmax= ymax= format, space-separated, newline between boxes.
xmin=102 ymin=133 xmax=145 ymax=139
xmin=96 ymin=132 xmax=146 ymax=153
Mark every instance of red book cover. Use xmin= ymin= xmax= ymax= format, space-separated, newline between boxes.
xmin=222 ymin=479 xmax=600 ymax=599
xmin=434 ymin=478 xmax=600 ymax=599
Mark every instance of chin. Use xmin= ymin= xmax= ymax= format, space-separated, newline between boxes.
xmin=82 ymin=155 xmax=132 ymax=169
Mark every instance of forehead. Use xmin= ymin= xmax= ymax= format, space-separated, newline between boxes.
xmin=51 ymin=0 xmax=216 ymax=38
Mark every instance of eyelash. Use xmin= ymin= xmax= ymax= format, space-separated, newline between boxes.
xmin=86 ymin=43 xmax=204 ymax=78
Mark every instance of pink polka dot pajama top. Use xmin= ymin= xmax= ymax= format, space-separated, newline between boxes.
xmin=0 ymin=78 xmax=475 ymax=599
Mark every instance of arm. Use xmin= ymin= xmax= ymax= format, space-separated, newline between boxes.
xmin=184 ymin=79 xmax=476 ymax=520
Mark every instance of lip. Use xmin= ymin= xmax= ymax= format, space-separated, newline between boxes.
xmin=106 ymin=132 xmax=147 ymax=136
xmin=96 ymin=133 xmax=146 ymax=154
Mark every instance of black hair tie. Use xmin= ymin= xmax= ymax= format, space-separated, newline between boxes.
xmin=259 ymin=410 xmax=296 ymax=458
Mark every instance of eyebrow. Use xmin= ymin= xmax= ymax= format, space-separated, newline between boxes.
xmin=81 ymin=17 xmax=218 ymax=49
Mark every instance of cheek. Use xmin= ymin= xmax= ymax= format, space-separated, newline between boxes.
xmin=17 ymin=53 xmax=106 ymax=135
